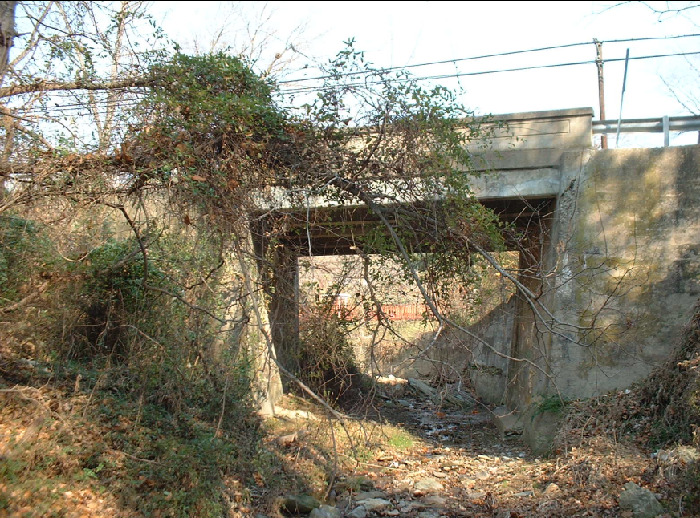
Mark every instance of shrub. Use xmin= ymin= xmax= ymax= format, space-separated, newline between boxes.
xmin=295 ymin=303 xmax=360 ymax=405
xmin=0 ymin=215 xmax=56 ymax=303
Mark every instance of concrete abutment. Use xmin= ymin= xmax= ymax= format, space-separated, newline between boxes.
xmin=249 ymin=109 xmax=700 ymax=435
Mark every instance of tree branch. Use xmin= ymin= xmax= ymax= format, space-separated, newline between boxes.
xmin=0 ymin=76 xmax=152 ymax=98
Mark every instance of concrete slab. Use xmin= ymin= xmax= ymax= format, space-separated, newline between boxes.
xmin=492 ymin=406 xmax=524 ymax=436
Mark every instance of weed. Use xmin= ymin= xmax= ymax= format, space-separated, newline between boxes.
xmin=534 ymin=395 xmax=570 ymax=418
xmin=352 ymin=444 xmax=374 ymax=464
xmin=0 ymin=457 xmax=25 ymax=482
xmin=387 ymin=429 xmax=414 ymax=449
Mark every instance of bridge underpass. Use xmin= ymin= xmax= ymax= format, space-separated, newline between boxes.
xmin=248 ymin=108 xmax=700 ymax=447
xmin=251 ymin=196 xmax=554 ymax=390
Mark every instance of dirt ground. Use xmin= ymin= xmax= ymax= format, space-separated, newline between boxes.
xmin=253 ymin=378 xmax=679 ymax=518
xmin=0 ymin=362 xmax=688 ymax=518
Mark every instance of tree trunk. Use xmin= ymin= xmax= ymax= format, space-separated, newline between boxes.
xmin=0 ymin=1 xmax=16 ymax=85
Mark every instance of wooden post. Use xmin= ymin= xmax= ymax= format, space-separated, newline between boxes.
xmin=594 ymin=39 xmax=607 ymax=149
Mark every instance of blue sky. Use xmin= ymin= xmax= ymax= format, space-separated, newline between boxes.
xmin=154 ymin=1 xmax=700 ymax=147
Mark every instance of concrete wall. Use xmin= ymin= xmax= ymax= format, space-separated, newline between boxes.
xmin=463 ymin=296 xmax=516 ymax=405
xmin=506 ymin=145 xmax=700 ymax=410
xmin=258 ymin=108 xmax=700 ymax=414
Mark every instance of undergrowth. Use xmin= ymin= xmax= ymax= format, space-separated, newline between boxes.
xmin=0 ymin=210 xmax=265 ymax=517
xmin=0 ymin=359 xmax=264 ymax=517
xmin=554 ymin=299 xmax=700 ymax=514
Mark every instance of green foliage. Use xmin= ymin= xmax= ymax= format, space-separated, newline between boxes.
xmin=0 ymin=363 xmax=261 ymax=518
xmin=647 ymin=421 xmax=687 ymax=450
xmin=535 ymin=395 xmax=571 ymax=418
xmin=62 ymin=237 xmax=171 ymax=360
xmin=91 ymin=395 xmax=259 ymax=517
xmin=680 ymin=460 xmax=700 ymax=514
xmin=83 ymin=238 xmax=166 ymax=307
xmin=1 ymin=33 xmax=517 ymax=514
xmin=150 ymin=52 xmax=283 ymax=137
xmin=136 ymin=52 xmax=291 ymax=211
xmin=0 ymin=213 xmax=262 ymax=514
xmin=387 ymin=429 xmax=415 ymax=449
xmin=292 ymin=40 xmax=505 ymax=314
xmin=0 ymin=215 xmax=57 ymax=302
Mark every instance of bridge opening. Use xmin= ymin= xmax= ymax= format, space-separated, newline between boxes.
xmin=252 ymin=196 xmax=555 ymax=402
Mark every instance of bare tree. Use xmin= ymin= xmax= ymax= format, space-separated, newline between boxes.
xmin=186 ymin=1 xmax=313 ymax=79
xmin=0 ymin=1 xmax=165 ymax=211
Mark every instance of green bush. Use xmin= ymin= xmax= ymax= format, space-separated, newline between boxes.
xmin=62 ymin=237 xmax=172 ymax=360
xmin=0 ymin=215 xmax=56 ymax=303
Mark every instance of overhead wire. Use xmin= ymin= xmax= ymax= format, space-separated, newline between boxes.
xmin=277 ymin=32 xmax=700 ymax=86
xmin=6 ymin=33 xmax=700 ymax=114
xmin=279 ymin=49 xmax=700 ymax=95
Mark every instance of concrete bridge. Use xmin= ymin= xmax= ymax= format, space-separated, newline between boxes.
xmin=252 ymin=108 xmax=700 ymax=435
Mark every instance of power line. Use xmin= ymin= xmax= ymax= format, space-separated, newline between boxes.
xmin=279 ymin=50 xmax=700 ymax=95
xmin=278 ymin=33 xmax=700 ymax=86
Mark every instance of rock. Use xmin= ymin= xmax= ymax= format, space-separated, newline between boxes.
xmin=417 ymin=512 xmax=440 ymax=518
xmin=272 ymin=407 xmax=319 ymax=420
xmin=474 ymin=470 xmax=490 ymax=480
xmin=407 ymin=378 xmax=469 ymax=408
xmin=656 ymin=446 xmax=700 ymax=465
xmin=513 ymin=491 xmax=534 ymax=497
xmin=309 ymin=505 xmax=341 ymax=518
xmin=376 ymin=375 xmax=408 ymax=398
xmin=336 ymin=475 xmax=374 ymax=493
xmin=277 ymin=432 xmax=299 ymax=447
xmin=422 ymin=495 xmax=446 ymax=508
xmin=354 ymin=491 xmax=387 ymax=500
xmin=413 ymin=477 xmax=443 ymax=493
xmin=282 ymin=495 xmax=321 ymax=514
xmin=346 ymin=506 xmax=367 ymax=518
xmin=356 ymin=498 xmax=391 ymax=512
xmin=618 ymin=482 xmax=665 ymax=518
xmin=544 ymin=483 xmax=560 ymax=495
xmin=408 ymin=378 xmax=438 ymax=399
xmin=399 ymin=502 xmax=422 ymax=513
xmin=522 ymin=402 xmax=565 ymax=456
xmin=492 ymin=406 xmax=524 ymax=436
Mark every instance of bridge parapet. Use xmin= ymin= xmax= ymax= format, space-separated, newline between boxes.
xmin=472 ymin=107 xmax=594 ymax=153
xmin=253 ymin=108 xmax=594 ymax=213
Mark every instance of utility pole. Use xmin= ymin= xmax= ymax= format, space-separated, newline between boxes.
xmin=594 ymin=39 xmax=607 ymax=149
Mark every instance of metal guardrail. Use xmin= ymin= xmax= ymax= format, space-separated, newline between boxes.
xmin=593 ymin=115 xmax=700 ymax=146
